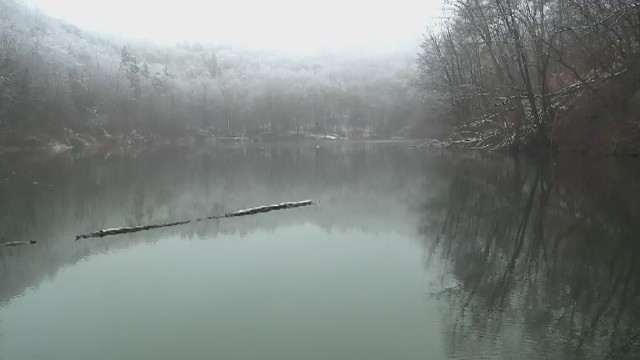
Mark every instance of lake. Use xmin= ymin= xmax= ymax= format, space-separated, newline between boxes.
xmin=1 ymin=141 xmax=639 ymax=360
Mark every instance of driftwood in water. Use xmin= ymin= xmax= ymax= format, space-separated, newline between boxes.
xmin=75 ymin=200 xmax=313 ymax=241
xmin=0 ymin=240 xmax=37 ymax=248
xmin=75 ymin=220 xmax=192 ymax=241
xmin=216 ymin=201 xmax=313 ymax=218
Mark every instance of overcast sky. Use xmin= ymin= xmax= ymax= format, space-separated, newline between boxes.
xmin=27 ymin=0 xmax=445 ymax=54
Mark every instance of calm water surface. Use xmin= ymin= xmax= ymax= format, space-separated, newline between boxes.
xmin=0 ymin=142 xmax=639 ymax=359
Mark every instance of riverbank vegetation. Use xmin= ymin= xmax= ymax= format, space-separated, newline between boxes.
xmin=0 ymin=0 xmax=425 ymax=152
xmin=3 ymin=0 xmax=640 ymax=156
xmin=417 ymin=0 xmax=640 ymax=155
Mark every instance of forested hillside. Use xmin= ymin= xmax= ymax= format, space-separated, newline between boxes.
xmin=417 ymin=0 xmax=640 ymax=155
xmin=0 ymin=0 xmax=425 ymax=150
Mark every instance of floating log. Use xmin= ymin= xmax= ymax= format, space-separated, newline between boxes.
xmin=75 ymin=220 xmax=192 ymax=241
xmin=0 ymin=240 xmax=37 ymax=248
xmin=76 ymin=200 xmax=313 ymax=241
xmin=221 ymin=200 xmax=313 ymax=218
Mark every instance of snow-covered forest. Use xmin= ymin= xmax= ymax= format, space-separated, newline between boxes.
xmin=0 ymin=0 xmax=425 ymax=148
xmin=417 ymin=0 xmax=640 ymax=154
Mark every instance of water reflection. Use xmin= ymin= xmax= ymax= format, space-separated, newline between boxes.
xmin=1 ymin=143 xmax=639 ymax=359
xmin=0 ymin=142 xmax=425 ymax=307
xmin=423 ymin=153 xmax=640 ymax=359
xmin=0 ymin=142 xmax=443 ymax=360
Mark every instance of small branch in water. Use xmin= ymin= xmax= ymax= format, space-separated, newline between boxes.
xmin=75 ymin=200 xmax=314 ymax=241
xmin=0 ymin=240 xmax=37 ymax=248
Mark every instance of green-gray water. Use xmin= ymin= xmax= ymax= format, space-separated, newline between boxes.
xmin=1 ymin=142 xmax=639 ymax=359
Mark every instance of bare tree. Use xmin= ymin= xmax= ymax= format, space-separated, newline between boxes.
xmin=417 ymin=0 xmax=640 ymax=153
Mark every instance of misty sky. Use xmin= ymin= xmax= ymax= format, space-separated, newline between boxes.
xmin=27 ymin=0 xmax=444 ymax=54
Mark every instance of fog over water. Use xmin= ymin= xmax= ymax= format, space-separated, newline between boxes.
xmin=2 ymin=0 xmax=640 ymax=358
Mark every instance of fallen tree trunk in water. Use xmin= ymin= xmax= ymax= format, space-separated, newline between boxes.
xmin=0 ymin=240 xmax=37 ymax=248
xmin=75 ymin=200 xmax=313 ymax=241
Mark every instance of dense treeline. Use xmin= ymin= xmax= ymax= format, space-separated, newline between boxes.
xmin=418 ymin=0 xmax=640 ymax=153
xmin=0 ymin=0 xmax=424 ymax=148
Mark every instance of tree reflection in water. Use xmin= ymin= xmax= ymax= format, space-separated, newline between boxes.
xmin=423 ymin=154 xmax=640 ymax=360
